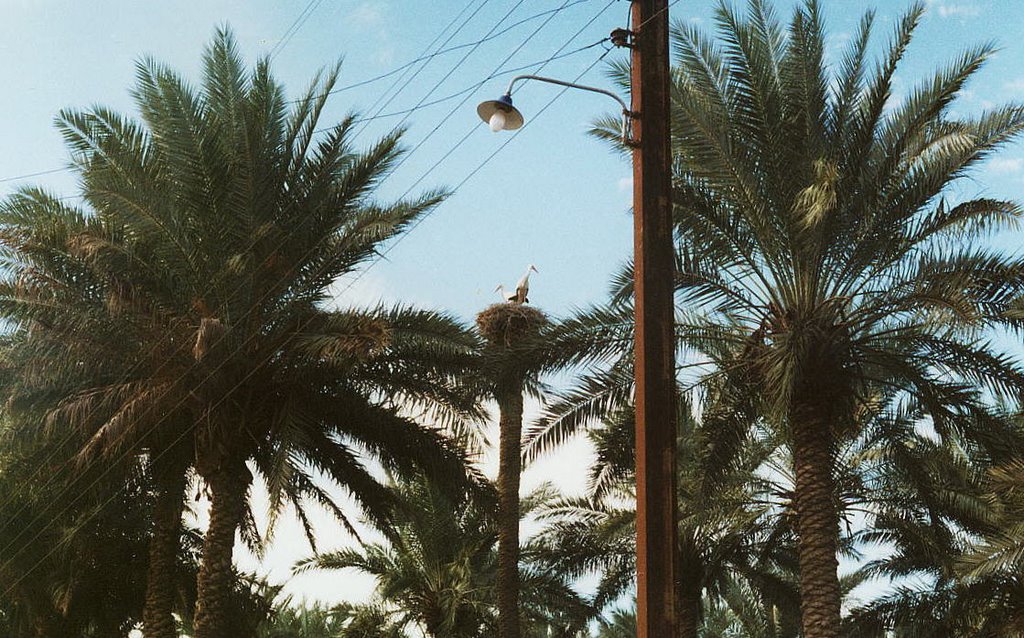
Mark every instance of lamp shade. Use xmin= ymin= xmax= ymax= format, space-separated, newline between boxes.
xmin=476 ymin=93 xmax=524 ymax=131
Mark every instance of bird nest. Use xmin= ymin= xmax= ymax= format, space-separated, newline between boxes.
xmin=476 ymin=303 xmax=548 ymax=348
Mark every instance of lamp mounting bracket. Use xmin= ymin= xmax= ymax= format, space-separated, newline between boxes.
xmin=610 ymin=28 xmax=635 ymax=49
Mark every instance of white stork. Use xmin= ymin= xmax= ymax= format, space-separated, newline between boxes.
xmin=513 ymin=264 xmax=538 ymax=304
xmin=494 ymin=265 xmax=539 ymax=304
xmin=493 ymin=284 xmax=517 ymax=303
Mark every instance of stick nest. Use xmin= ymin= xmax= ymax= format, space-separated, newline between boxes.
xmin=476 ymin=303 xmax=548 ymax=348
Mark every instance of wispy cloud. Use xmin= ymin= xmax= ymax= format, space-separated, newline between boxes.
xmin=988 ymin=157 xmax=1024 ymax=174
xmin=350 ymin=2 xmax=395 ymax=65
xmin=1004 ymin=78 xmax=1024 ymax=93
xmin=617 ymin=177 xmax=633 ymax=207
xmin=351 ymin=2 xmax=385 ymax=27
xmin=957 ymin=89 xmax=996 ymax=111
xmin=940 ymin=5 xmax=981 ymax=18
xmin=929 ymin=2 xmax=982 ymax=18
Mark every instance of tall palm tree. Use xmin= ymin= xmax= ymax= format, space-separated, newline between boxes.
xmin=476 ymin=302 xmax=549 ymax=638
xmin=531 ymin=307 xmax=1024 ymax=638
xmin=0 ymin=171 xmax=198 ymax=637
xmin=0 ymin=29 xmax=482 ymax=638
xmin=657 ymin=2 xmax=1024 ymax=633
xmin=531 ymin=2 xmax=1024 ymax=635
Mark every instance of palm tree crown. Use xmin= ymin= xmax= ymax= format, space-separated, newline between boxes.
xmin=657 ymin=2 xmax=1024 ymax=635
xmin=0 ymin=28 xmax=482 ymax=638
xmin=573 ymin=1 xmax=1024 ymax=635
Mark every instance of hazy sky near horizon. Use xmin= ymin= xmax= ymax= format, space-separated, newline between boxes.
xmin=3 ymin=0 xmax=1024 ymax=609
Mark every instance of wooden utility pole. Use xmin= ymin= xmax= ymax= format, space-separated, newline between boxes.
xmin=630 ymin=0 xmax=677 ymax=637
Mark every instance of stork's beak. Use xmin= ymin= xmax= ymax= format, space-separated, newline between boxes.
xmin=530 ymin=265 xmax=539 ymax=273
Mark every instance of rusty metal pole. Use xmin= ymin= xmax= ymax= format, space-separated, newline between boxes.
xmin=630 ymin=0 xmax=677 ymax=637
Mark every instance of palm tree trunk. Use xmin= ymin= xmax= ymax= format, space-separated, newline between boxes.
xmin=677 ymin=591 xmax=700 ymax=638
xmin=676 ymin=538 xmax=701 ymax=638
xmin=791 ymin=405 xmax=841 ymax=638
xmin=496 ymin=385 xmax=524 ymax=638
xmin=193 ymin=462 xmax=251 ymax=638
xmin=142 ymin=467 xmax=187 ymax=638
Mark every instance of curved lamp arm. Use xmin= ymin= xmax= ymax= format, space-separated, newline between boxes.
xmin=504 ymin=75 xmax=637 ymax=145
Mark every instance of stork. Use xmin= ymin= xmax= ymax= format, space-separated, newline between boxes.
xmin=514 ymin=264 xmax=538 ymax=304
xmin=494 ymin=284 xmax=517 ymax=303
xmin=494 ymin=265 xmax=539 ymax=304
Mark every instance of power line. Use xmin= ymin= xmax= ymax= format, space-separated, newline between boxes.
xmin=335 ymin=39 xmax=608 ymax=127
xmin=349 ymin=0 xmax=527 ymax=142
xmin=347 ymin=0 xmax=496 ymax=145
xmin=376 ymin=0 xmax=616 ymax=190
xmin=285 ymin=0 xmax=594 ymax=104
xmin=334 ymin=0 xmax=619 ymax=298
xmin=0 ymin=1 xmax=499 ymax=189
xmin=634 ymin=0 xmax=681 ymax=31
xmin=0 ymin=1 xmax=605 ymax=190
xmin=269 ymin=0 xmax=329 ymax=59
xmin=0 ymin=168 xmax=68 ymax=185
xmin=344 ymin=0 xmax=588 ymax=198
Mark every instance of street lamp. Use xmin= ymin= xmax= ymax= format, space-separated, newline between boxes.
xmin=476 ymin=93 xmax=523 ymax=132
xmin=476 ymin=3 xmax=678 ymax=636
xmin=476 ymin=75 xmax=634 ymax=144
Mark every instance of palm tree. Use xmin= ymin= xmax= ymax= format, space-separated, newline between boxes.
xmin=476 ymin=302 xmax=549 ymax=638
xmin=296 ymin=473 xmax=590 ymax=638
xmin=0 ymin=29 xmax=482 ymax=638
xmin=0 ymin=425 xmax=196 ymax=638
xmin=0 ymin=174 xmax=198 ymax=637
xmin=174 ymin=573 xmax=282 ymax=638
xmin=844 ymin=434 xmax=1024 ymax=637
xmin=530 ymin=400 xmax=801 ymax=637
xmin=580 ymin=2 xmax=1024 ymax=635
xmin=530 ymin=303 xmax=1024 ymax=637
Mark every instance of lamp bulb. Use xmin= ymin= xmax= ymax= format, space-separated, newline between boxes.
xmin=488 ymin=111 xmax=507 ymax=132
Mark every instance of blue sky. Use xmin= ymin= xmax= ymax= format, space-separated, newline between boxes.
xmin=3 ymin=0 xmax=1023 ymax=318
xmin=3 ymin=0 xmax=1024 ymax=609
